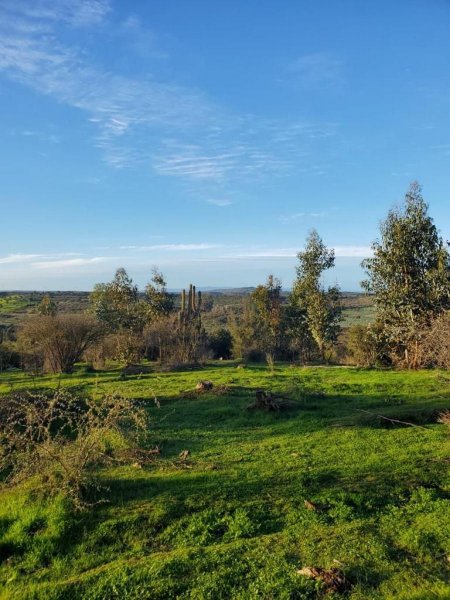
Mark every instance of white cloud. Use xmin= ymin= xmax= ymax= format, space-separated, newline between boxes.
xmin=120 ymin=244 xmax=220 ymax=251
xmin=224 ymin=245 xmax=372 ymax=259
xmin=32 ymin=257 xmax=107 ymax=269
xmin=0 ymin=253 xmax=42 ymax=264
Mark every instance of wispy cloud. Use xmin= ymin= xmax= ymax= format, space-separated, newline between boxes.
xmin=120 ymin=243 xmax=220 ymax=251
xmin=0 ymin=253 xmax=42 ymax=264
xmin=288 ymin=52 xmax=344 ymax=88
xmin=32 ymin=257 xmax=107 ymax=269
xmin=1 ymin=0 xmax=111 ymax=28
xmin=0 ymin=1 xmax=340 ymax=184
xmin=206 ymin=198 xmax=232 ymax=207
xmin=279 ymin=211 xmax=328 ymax=223
xmin=224 ymin=245 xmax=372 ymax=259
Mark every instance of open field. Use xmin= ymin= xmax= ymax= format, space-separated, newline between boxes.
xmin=0 ymin=363 xmax=449 ymax=599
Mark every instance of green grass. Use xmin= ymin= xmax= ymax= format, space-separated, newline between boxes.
xmin=0 ymin=363 xmax=449 ymax=599
xmin=0 ymin=295 xmax=30 ymax=314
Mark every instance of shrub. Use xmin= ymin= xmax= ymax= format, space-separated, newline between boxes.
xmin=144 ymin=316 xmax=178 ymax=363
xmin=0 ymin=342 xmax=21 ymax=371
xmin=208 ymin=328 xmax=233 ymax=359
xmin=346 ymin=324 xmax=390 ymax=367
xmin=346 ymin=325 xmax=378 ymax=367
xmin=18 ymin=314 xmax=105 ymax=374
xmin=0 ymin=389 xmax=148 ymax=510
xmin=419 ymin=311 xmax=450 ymax=369
xmin=109 ymin=329 xmax=145 ymax=367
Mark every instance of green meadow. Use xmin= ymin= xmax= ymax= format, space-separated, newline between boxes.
xmin=0 ymin=363 xmax=449 ymax=599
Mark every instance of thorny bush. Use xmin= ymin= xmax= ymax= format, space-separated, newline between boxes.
xmin=0 ymin=389 xmax=149 ymax=510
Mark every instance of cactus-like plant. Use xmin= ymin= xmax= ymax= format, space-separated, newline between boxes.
xmin=177 ymin=284 xmax=205 ymax=362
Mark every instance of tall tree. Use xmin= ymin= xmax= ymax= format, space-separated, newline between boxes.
xmin=291 ymin=230 xmax=342 ymax=360
xmin=362 ymin=182 xmax=450 ymax=367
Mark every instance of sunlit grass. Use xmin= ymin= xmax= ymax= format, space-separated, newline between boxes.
xmin=0 ymin=363 xmax=449 ymax=598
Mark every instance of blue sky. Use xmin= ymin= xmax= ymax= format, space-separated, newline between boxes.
xmin=0 ymin=0 xmax=449 ymax=291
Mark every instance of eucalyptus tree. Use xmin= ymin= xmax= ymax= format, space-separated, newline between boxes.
xmin=90 ymin=268 xmax=142 ymax=332
xmin=362 ymin=182 xmax=450 ymax=367
xmin=291 ymin=230 xmax=342 ymax=360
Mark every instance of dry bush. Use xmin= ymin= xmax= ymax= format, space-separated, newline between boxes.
xmin=144 ymin=317 xmax=178 ymax=363
xmin=437 ymin=410 xmax=450 ymax=430
xmin=108 ymin=330 xmax=145 ymax=366
xmin=419 ymin=312 xmax=450 ymax=369
xmin=144 ymin=316 xmax=208 ymax=366
xmin=18 ymin=314 xmax=104 ymax=374
xmin=0 ymin=389 xmax=148 ymax=510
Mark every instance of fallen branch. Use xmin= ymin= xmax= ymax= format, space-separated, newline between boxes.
xmin=355 ymin=408 xmax=430 ymax=430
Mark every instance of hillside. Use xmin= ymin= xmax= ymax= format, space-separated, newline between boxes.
xmin=0 ymin=364 xmax=449 ymax=599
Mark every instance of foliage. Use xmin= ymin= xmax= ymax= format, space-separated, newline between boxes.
xmin=362 ymin=182 xmax=450 ymax=367
xmin=208 ymin=327 xmax=233 ymax=359
xmin=228 ymin=295 xmax=257 ymax=359
xmin=0 ymin=295 xmax=29 ymax=314
xmin=144 ymin=268 xmax=174 ymax=321
xmin=0 ymin=389 xmax=148 ymax=510
xmin=230 ymin=277 xmax=288 ymax=362
xmin=37 ymin=294 xmax=57 ymax=317
xmin=419 ymin=311 xmax=450 ymax=368
xmin=18 ymin=314 xmax=104 ymax=374
xmin=90 ymin=268 xmax=174 ymax=366
xmin=345 ymin=323 xmax=389 ymax=367
xmin=283 ymin=300 xmax=317 ymax=362
xmin=249 ymin=275 xmax=284 ymax=361
xmin=90 ymin=268 xmax=145 ymax=333
xmin=0 ymin=342 xmax=21 ymax=372
xmin=291 ymin=230 xmax=342 ymax=360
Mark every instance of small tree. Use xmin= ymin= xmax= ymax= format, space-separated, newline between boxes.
xmin=250 ymin=275 xmax=284 ymax=363
xmin=291 ymin=230 xmax=342 ymax=360
xmin=90 ymin=268 xmax=144 ymax=332
xmin=37 ymin=294 xmax=57 ymax=316
xmin=208 ymin=328 xmax=233 ymax=359
xmin=362 ymin=182 xmax=450 ymax=367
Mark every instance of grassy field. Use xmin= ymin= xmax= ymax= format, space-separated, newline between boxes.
xmin=0 ymin=363 xmax=449 ymax=599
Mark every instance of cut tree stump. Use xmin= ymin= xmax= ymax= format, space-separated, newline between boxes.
xmin=296 ymin=566 xmax=348 ymax=593
xmin=247 ymin=390 xmax=288 ymax=411
xmin=195 ymin=380 xmax=214 ymax=392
